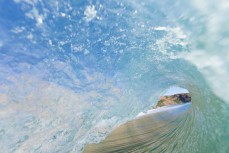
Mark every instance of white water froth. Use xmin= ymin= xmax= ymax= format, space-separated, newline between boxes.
xmin=136 ymin=103 xmax=191 ymax=118
xmin=0 ymin=74 xmax=126 ymax=152
xmin=184 ymin=51 xmax=229 ymax=104
xmin=84 ymin=5 xmax=97 ymax=22
xmin=14 ymin=0 xmax=45 ymax=26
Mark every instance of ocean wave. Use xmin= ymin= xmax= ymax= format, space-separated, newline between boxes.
xmin=0 ymin=0 xmax=228 ymax=152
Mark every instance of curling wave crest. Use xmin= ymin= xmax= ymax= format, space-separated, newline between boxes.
xmin=0 ymin=0 xmax=228 ymax=152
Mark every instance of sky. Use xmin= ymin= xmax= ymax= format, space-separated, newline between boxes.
xmin=163 ymin=86 xmax=189 ymax=96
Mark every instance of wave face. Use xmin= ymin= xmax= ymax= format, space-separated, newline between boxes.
xmin=0 ymin=0 xmax=228 ymax=152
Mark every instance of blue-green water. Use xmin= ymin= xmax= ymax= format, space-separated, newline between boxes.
xmin=84 ymin=103 xmax=192 ymax=153
xmin=0 ymin=0 xmax=228 ymax=152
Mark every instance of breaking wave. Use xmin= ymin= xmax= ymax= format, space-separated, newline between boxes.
xmin=0 ymin=0 xmax=228 ymax=152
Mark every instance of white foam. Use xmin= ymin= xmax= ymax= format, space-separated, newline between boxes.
xmin=154 ymin=26 xmax=167 ymax=31
xmin=151 ymin=26 xmax=189 ymax=60
xmin=0 ymin=73 xmax=125 ymax=152
xmin=26 ymin=34 xmax=33 ymax=40
xmin=14 ymin=0 xmax=45 ymax=26
xmin=183 ymin=51 xmax=229 ymax=103
xmin=84 ymin=5 xmax=97 ymax=22
xmin=48 ymin=40 xmax=53 ymax=46
xmin=25 ymin=7 xmax=44 ymax=26
xmin=60 ymin=12 xmax=66 ymax=17
xmin=136 ymin=103 xmax=191 ymax=118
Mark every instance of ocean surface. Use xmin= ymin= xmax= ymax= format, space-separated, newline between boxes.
xmin=0 ymin=0 xmax=229 ymax=153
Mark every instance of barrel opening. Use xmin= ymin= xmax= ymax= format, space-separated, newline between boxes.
xmin=152 ymin=86 xmax=191 ymax=109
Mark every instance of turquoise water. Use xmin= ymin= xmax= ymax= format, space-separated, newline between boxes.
xmin=0 ymin=0 xmax=229 ymax=152
xmin=84 ymin=103 xmax=192 ymax=153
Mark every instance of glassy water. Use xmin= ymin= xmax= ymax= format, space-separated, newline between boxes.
xmin=84 ymin=103 xmax=191 ymax=153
